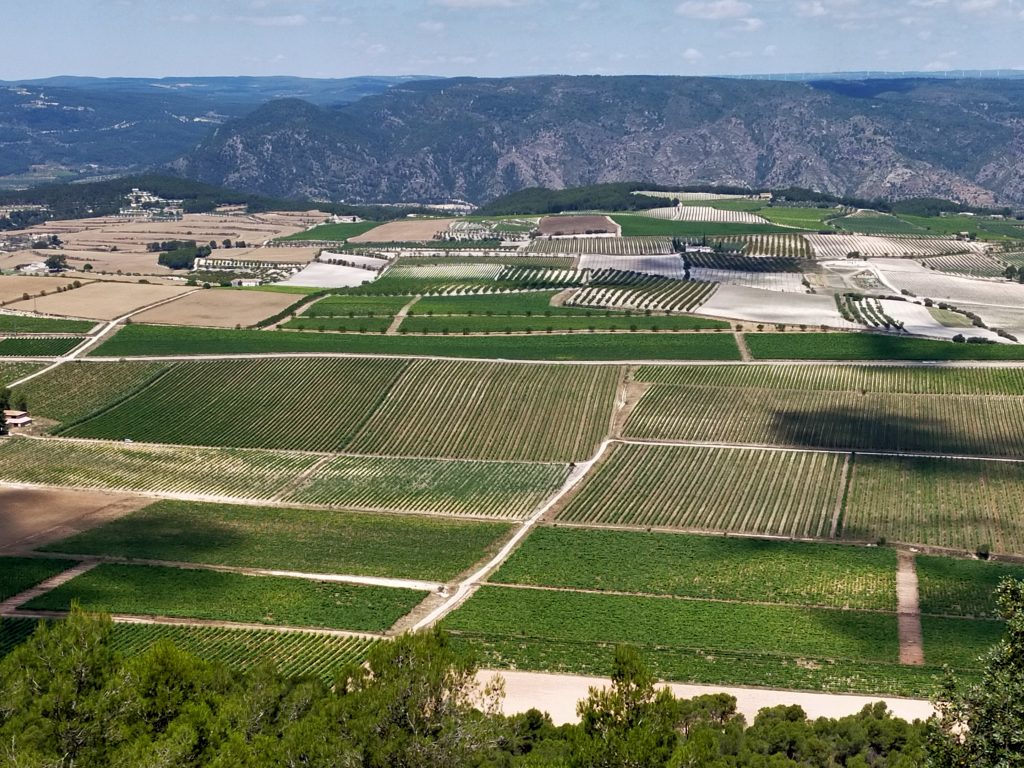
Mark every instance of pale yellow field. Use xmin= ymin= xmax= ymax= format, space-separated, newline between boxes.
xmin=6 ymin=281 xmax=195 ymax=320
xmin=132 ymin=288 xmax=297 ymax=327
xmin=0 ymin=275 xmax=85 ymax=304
xmin=207 ymin=246 xmax=319 ymax=265
xmin=348 ymin=218 xmax=456 ymax=243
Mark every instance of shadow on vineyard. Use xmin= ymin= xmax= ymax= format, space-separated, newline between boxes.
xmin=769 ymin=406 xmax=955 ymax=455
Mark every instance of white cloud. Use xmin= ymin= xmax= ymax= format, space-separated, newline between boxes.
xmin=418 ymin=20 xmax=446 ymax=32
xmin=682 ymin=47 xmax=704 ymax=61
xmin=236 ymin=14 xmax=307 ymax=27
xmin=676 ymin=0 xmax=751 ymax=19
xmin=796 ymin=1 xmax=828 ymax=16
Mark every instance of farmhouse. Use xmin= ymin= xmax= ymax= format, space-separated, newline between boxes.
xmin=3 ymin=410 xmax=32 ymax=427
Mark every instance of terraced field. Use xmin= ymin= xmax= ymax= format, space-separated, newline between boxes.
xmin=492 ymin=527 xmax=897 ymax=610
xmin=61 ymin=358 xmax=409 ymax=451
xmin=13 ymin=361 xmax=171 ymax=423
xmin=284 ymin=454 xmax=566 ymax=517
xmin=843 ymin=455 xmax=1024 ymax=553
xmin=347 ymin=360 xmax=619 ymax=461
xmin=40 ymin=499 xmax=514 ymax=581
xmin=27 ymin=563 xmax=426 ymax=632
xmin=624 ymin=384 xmax=1024 ymax=457
xmin=556 ymin=443 xmax=845 ymax=537
xmin=0 ymin=437 xmax=320 ymax=499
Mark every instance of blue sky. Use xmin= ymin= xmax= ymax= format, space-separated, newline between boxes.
xmin=8 ymin=0 xmax=1024 ymax=79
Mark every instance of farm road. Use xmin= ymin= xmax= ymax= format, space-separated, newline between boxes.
xmin=386 ymin=296 xmax=421 ymax=335
xmin=897 ymin=553 xmax=925 ymax=666
xmin=0 ymin=560 xmax=98 ymax=614
xmin=486 ymin=669 xmax=934 ymax=726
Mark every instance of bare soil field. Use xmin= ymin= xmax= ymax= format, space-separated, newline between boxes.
xmin=133 ymin=289 xmax=297 ymax=328
xmin=209 ymin=246 xmax=319 ymax=265
xmin=696 ymin=284 xmax=857 ymax=328
xmin=280 ymin=263 xmax=375 ymax=288
xmin=7 ymin=282 xmax=193 ymax=320
xmin=348 ymin=219 xmax=455 ymax=243
xmin=0 ymin=486 xmax=149 ymax=553
xmin=538 ymin=216 xmax=619 ymax=236
xmin=0 ymin=275 xmax=84 ymax=304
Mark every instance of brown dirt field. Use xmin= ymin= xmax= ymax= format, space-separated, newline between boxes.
xmin=0 ymin=486 xmax=150 ymax=553
xmin=212 ymin=246 xmax=319 ymax=264
xmin=133 ymin=288 xmax=297 ymax=328
xmin=0 ymin=275 xmax=85 ymax=304
xmin=6 ymin=281 xmax=193 ymax=320
xmin=538 ymin=215 xmax=618 ymax=236
xmin=348 ymin=218 xmax=456 ymax=243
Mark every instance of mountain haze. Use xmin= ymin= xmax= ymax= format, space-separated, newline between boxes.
xmin=171 ymin=75 xmax=1024 ymax=206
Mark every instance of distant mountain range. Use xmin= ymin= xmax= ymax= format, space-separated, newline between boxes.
xmin=7 ymin=74 xmax=1024 ymax=207
xmin=0 ymin=76 xmax=428 ymax=184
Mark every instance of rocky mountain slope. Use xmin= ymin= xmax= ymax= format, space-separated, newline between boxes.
xmin=170 ymin=75 xmax=1024 ymax=207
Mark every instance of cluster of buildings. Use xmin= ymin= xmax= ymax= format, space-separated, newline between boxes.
xmin=116 ymin=189 xmax=184 ymax=221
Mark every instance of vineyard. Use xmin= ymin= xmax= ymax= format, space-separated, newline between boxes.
xmin=0 ymin=315 xmax=95 ymax=334
xmin=729 ymin=234 xmax=812 ymax=258
xmin=13 ymin=361 xmax=171 ymax=423
xmin=556 ymin=443 xmax=844 ymax=538
xmin=688 ymin=269 xmax=807 ymax=293
xmin=567 ymin=279 xmax=717 ymax=313
xmin=281 ymin=454 xmax=567 ymax=518
xmin=0 ymin=437 xmax=321 ymax=499
xmin=525 ymin=237 xmax=674 ymax=255
xmin=635 ymin=363 xmax=1024 ymax=396
xmin=744 ymin=332 xmax=1024 ymax=361
xmin=843 ymin=455 xmax=1024 ymax=554
xmin=804 ymin=234 xmax=989 ymax=260
xmin=26 ymin=563 xmax=427 ymax=632
xmin=0 ymin=557 xmax=74 ymax=601
xmin=40 ymin=499 xmax=514 ymax=581
xmin=833 ymin=212 xmax=928 ymax=236
xmin=398 ymin=313 xmax=723 ymax=334
xmin=62 ymin=357 xmax=410 ymax=452
xmin=346 ymin=360 xmax=619 ymax=461
xmin=496 ymin=267 xmax=588 ymax=286
xmin=0 ymin=337 xmax=82 ymax=357
xmin=835 ymin=294 xmax=902 ymax=330
xmin=492 ymin=527 xmax=897 ymax=611
xmin=921 ymin=252 xmax=1008 ymax=278
xmin=301 ymin=295 xmax=412 ymax=318
xmin=639 ymin=206 xmax=770 ymax=225
xmin=578 ymin=254 xmax=687 ymax=279
xmin=0 ymin=362 xmax=41 ymax=386
xmin=685 ymin=253 xmax=805 ymax=272
xmin=410 ymin=291 xmax=562 ymax=315
xmin=623 ymin=383 xmax=1024 ymax=457
xmin=916 ymin=555 xmax=1024 ymax=618
xmin=108 ymin=623 xmax=380 ymax=680
xmin=282 ymin=316 xmax=391 ymax=333
xmin=384 ymin=263 xmax=505 ymax=281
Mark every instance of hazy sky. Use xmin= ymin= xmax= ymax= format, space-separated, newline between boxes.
xmin=8 ymin=0 xmax=1024 ymax=80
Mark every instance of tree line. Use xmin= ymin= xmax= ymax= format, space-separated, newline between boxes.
xmin=2 ymin=578 xmax=1023 ymax=766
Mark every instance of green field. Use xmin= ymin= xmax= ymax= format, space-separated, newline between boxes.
xmin=898 ymin=214 xmax=1024 ymax=241
xmin=398 ymin=314 xmax=723 ymax=334
xmin=746 ymin=332 xmax=1024 ymax=361
xmin=441 ymin=586 xmax=939 ymax=695
xmin=921 ymin=616 xmax=1004 ymax=669
xmin=0 ymin=557 xmax=74 ymax=601
xmin=26 ymin=563 xmax=426 ymax=632
xmin=277 ymin=221 xmax=383 ymax=241
xmin=556 ymin=443 xmax=845 ymax=538
xmin=612 ymin=215 xmax=797 ymax=237
xmin=346 ymin=360 xmax=619 ymax=461
xmin=281 ymin=453 xmax=567 ymax=518
xmin=636 ymin=363 xmax=1024 ymax=395
xmin=0 ymin=337 xmax=81 ymax=357
xmin=13 ymin=361 xmax=170 ymax=423
xmin=843 ymin=456 xmax=1024 ymax=553
xmin=492 ymin=528 xmax=897 ymax=610
xmin=91 ymin=324 xmax=742 ymax=360
xmin=300 ymin=295 xmax=412 ymax=317
xmin=916 ymin=555 xmax=1024 ymax=618
xmin=757 ymin=207 xmax=840 ymax=229
xmin=0 ymin=316 xmax=94 ymax=334
xmin=40 ymin=500 xmax=512 ymax=582
xmin=624 ymin=383 xmax=1024 ymax=458
xmin=834 ymin=213 xmax=929 ymax=236
xmin=0 ymin=437 xmax=321 ymax=499
xmin=62 ymin=357 xmax=409 ymax=451
xmin=280 ymin=317 xmax=392 ymax=333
